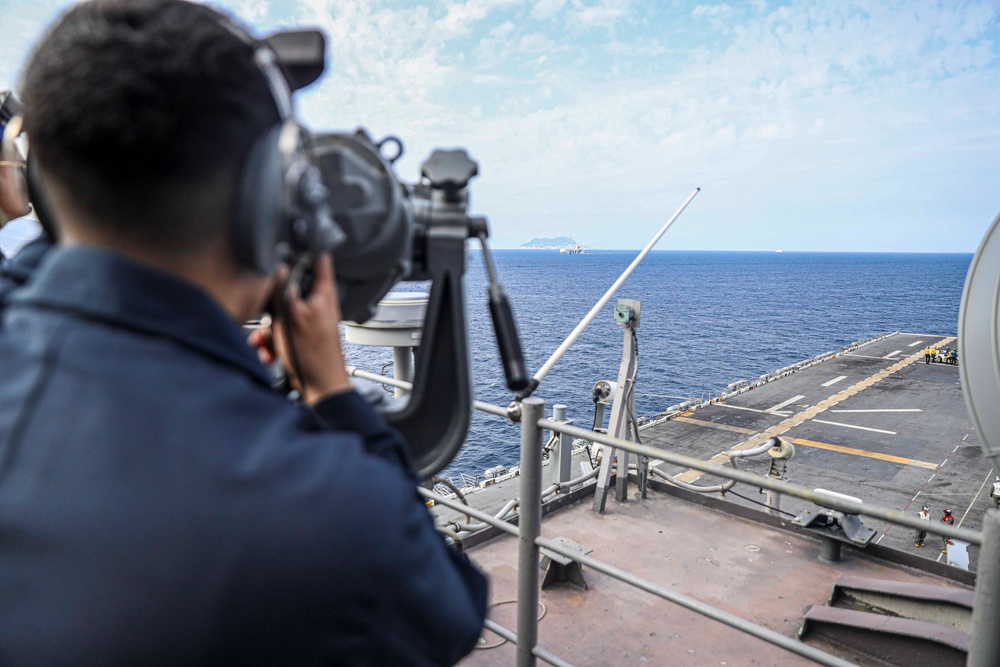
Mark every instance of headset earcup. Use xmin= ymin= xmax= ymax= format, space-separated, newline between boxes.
xmin=233 ymin=125 xmax=284 ymax=274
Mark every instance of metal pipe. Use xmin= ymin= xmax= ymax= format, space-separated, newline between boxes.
xmin=518 ymin=397 xmax=545 ymax=667
xmin=535 ymin=536 xmax=856 ymax=667
xmin=541 ymin=418 xmax=982 ymax=545
xmin=483 ymin=620 xmax=576 ymax=667
xmin=391 ymin=347 xmax=413 ymax=398
xmin=649 ymin=437 xmax=776 ymax=494
xmin=528 ymin=188 xmax=699 ymax=388
xmin=346 ymin=366 xmax=510 ymax=417
xmin=541 ymin=468 xmax=600 ymax=500
xmin=419 ymin=488 xmax=520 ymax=538
xmin=969 ymin=510 xmax=1000 ymax=665
xmin=446 ymin=499 xmax=520 ymax=534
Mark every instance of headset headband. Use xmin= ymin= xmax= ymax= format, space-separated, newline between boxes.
xmin=210 ymin=11 xmax=294 ymax=122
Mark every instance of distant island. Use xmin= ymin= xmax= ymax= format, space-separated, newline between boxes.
xmin=520 ymin=236 xmax=578 ymax=250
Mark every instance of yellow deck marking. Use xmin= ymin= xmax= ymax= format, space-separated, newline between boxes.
xmin=673 ymin=416 xmax=756 ymax=436
xmin=790 ymin=438 xmax=938 ymax=470
xmin=673 ymin=335 xmax=955 ymax=483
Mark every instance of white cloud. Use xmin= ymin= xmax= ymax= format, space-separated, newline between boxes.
xmin=568 ymin=0 xmax=634 ymax=28
xmin=692 ymin=4 xmax=731 ymax=18
xmin=228 ymin=0 xmax=271 ymax=22
xmin=437 ymin=0 xmax=522 ymax=37
xmin=530 ymin=0 xmax=567 ymax=21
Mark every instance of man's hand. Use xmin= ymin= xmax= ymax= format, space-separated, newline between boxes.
xmin=249 ymin=254 xmax=351 ymax=403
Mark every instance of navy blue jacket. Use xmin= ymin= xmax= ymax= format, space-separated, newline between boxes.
xmin=0 ymin=246 xmax=487 ymax=666
xmin=0 ymin=236 xmax=50 ymax=308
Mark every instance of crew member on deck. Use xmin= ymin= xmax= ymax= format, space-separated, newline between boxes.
xmin=941 ymin=508 xmax=956 ymax=552
xmin=0 ymin=2 xmax=486 ymax=664
xmin=914 ymin=506 xmax=930 ymax=547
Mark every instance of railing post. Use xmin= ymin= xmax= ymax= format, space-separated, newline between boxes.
xmin=548 ymin=404 xmax=573 ymax=486
xmin=969 ymin=509 xmax=1000 ymax=665
xmin=518 ymin=397 xmax=545 ymax=667
xmin=766 ymin=489 xmax=781 ymax=516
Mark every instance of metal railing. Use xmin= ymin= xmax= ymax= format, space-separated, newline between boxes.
xmin=354 ymin=366 xmax=985 ymax=665
xmin=429 ymin=394 xmax=984 ymax=666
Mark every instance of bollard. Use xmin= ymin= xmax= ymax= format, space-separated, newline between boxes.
xmin=517 ymin=397 xmax=545 ymax=667
xmin=819 ymin=537 xmax=841 ymax=563
xmin=548 ymin=404 xmax=573 ymax=487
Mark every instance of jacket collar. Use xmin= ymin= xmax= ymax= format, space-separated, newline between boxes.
xmin=8 ymin=245 xmax=272 ymax=387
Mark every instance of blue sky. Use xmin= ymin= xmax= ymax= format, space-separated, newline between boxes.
xmin=2 ymin=0 xmax=998 ymax=251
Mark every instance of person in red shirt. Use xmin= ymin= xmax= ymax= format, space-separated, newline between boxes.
xmin=941 ymin=508 xmax=956 ymax=552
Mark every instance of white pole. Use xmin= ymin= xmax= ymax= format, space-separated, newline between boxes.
xmin=530 ymin=187 xmax=700 ymax=386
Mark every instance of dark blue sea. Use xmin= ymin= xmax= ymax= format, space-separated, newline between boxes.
xmin=343 ymin=250 xmax=972 ymax=479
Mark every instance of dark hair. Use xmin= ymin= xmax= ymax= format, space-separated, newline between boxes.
xmin=20 ymin=0 xmax=280 ymax=250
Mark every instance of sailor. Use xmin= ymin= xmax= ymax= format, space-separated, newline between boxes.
xmin=0 ymin=105 xmax=31 ymax=261
xmin=941 ymin=508 xmax=956 ymax=552
xmin=0 ymin=1 xmax=486 ymax=664
xmin=924 ymin=346 xmax=931 ymax=363
xmin=914 ymin=506 xmax=930 ymax=547
xmin=992 ymin=477 xmax=1000 ymax=509
xmin=0 ymin=99 xmax=54 ymax=308
xmin=930 ymin=346 xmax=938 ymax=363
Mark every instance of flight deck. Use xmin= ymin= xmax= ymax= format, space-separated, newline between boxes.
xmin=642 ymin=332 xmax=988 ymax=569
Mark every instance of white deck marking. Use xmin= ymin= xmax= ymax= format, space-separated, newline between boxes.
xmin=829 ymin=409 xmax=922 ymax=413
xmin=908 ymin=340 xmax=924 ymax=347
xmin=845 ymin=353 xmax=889 ymax=360
xmin=715 ymin=403 xmax=767 ymax=413
xmin=810 ymin=419 xmax=897 ymax=435
xmin=883 ymin=350 xmax=903 ymax=359
xmin=821 ymin=376 xmax=847 ymax=387
xmin=958 ymin=469 xmax=993 ymax=528
xmin=765 ymin=395 xmax=806 ymax=413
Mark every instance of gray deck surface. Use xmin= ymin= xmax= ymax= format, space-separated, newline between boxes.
xmin=640 ymin=332 xmax=988 ymax=570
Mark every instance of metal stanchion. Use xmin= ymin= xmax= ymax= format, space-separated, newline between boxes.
xmin=969 ymin=510 xmax=1000 ymax=665
xmin=518 ymin=397 xmax=545 ymax=667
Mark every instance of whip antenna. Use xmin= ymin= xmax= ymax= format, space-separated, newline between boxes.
xmin=517 ymin=187 xmax=700 ymax=400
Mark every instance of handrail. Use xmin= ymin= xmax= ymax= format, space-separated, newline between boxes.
xmin=358 ymin=359 xmax=979 ymax=544
xmin=482 ymin=620 xmax=576 ymax=667
xmin=420 ymin=427 xmax=857 ymax=666
xmin=358 ymin=358 xmax=979 ymax=544
xmin=347 ymin=366 xmax=509 ymax=418
xmin=540 ymin=418 xmax=982 ymax=545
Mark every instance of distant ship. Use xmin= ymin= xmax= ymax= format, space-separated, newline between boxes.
xmin=559 ymin=244 xmax=584 ymax=254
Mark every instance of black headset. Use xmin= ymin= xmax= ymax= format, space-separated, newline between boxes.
xmin=22 ymin=9 xmax=342 ymax=273
xmin=219 ymin=13 xmax=343 ymax=275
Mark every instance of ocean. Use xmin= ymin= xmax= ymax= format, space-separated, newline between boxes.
xmin=343 ymin=250 xmax=972 ymax=480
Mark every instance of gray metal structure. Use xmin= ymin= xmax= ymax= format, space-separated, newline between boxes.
xmin=592 ymin=299 xmax=641 ymax=512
